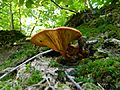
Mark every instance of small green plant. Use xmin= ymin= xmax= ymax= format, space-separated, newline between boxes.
xmin=1 ymin=72 xmax=16 ymax=81
xmin=49 ymin=60 xmax=60 ymax=67
xmin=25 ymin=63 xmax=31 ymax=72
xmin=26 ymin=69 xmax=43 ymax=85
xmin=0 ymin=80 xmax=22 ymax=90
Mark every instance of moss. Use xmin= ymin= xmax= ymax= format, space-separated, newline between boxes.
xmin=82 ymin=83 xmax=101 ymax=90
xmin=1 ymin=72 xmax=16 ymax=81
xmin=0 ymin=30 xmax=25 ymax=47
xmin=77 ymin=24 xmax=120 ymax=41
xmin=0 ymin=42 xmax=40 ymax=71
xmin=75 ymin=58 xmax=120 ymax=89
xmin=76 ymin=6 xmax=120 ymax=39
xmin=49 ymin=60 xmax=60 ymax=67
xmin=26 ymin=69 xmax=43 ymax=86
xmin=0 ymin=68 xmax=43 ymax=89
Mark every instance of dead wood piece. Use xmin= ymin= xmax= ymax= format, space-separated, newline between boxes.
xmin=31 ymin=78 xmax=46 ymax=87
xmin=86 ymin=40 xmax=98 ymax=45
xmin=97 ymin=83 xmax=105 ymax=90
xmin=26 ymin=79 xmax=47 ymax=90
xmin=65 ymin=71 xmax=84 ymax=90
xmin=0 ymin=49 xmax=53 ymax=81
xmin=41 ymin=66 xmax=56 ymax=90
xmin=44 ymin=73 xmax=56 ymax=90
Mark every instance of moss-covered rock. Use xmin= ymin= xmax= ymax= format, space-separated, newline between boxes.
xmin=0 ymin=30 xmax=25 ymax=47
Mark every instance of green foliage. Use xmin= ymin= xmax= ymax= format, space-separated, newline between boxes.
xmin=25 ymin=0 xmax=34 ymax=8
xmin=25 ymin=63 xmax=31 ymax=72
xmin=82 ymin=83 xmax=101 ymax=90
xmin=1 ymin=0 xmax=119 ymax=35
xmin=0 ymin=68 xmax=43 ymax=89
xmin=26 ymin=69 xmax=43 ymax=85
xmin=75 ymin=58 xmax=120 ymax=89
xmin=49 ymin=60 xmax=60 ymax=67
xmin=18 ymin=0 xmax=24 ymax=6
xmin=0 ymin=79 xmax=23 ymax=89
xmin=56 ymin=70 xmax=66 ymax=82
xmin=1 ymin=73 xmax=16 ymax=81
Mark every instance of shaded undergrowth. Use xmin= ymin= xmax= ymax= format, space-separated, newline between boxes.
xmin=0 ymin=42 xmax=49 ymax=71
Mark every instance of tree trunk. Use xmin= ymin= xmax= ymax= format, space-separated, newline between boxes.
xmin=19 ymin=7 xmax=22 ymax=31
xmin=29 ymin=11 xmax=41 ymax=36
xmin=87 ymin=0 xmax=94 ymax=13
xmin=9 ymin=0 xmax=14 ymax=30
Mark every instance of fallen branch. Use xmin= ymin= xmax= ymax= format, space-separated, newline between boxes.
xmin=31 ymin=78 xmax=46 ymax=87
xmin=0 ymin=49 xmax=53 ymax=80
xmin=45 ymin=75 xmax=55 ymax=90
xmin=44 ymin=69 xmax=56 ymax=90
xmin=25 ymin=79 xmax=47 ymax=89
xmin=65 ymin=71 xmax=83 ymax=90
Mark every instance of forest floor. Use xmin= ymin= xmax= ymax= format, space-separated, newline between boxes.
xmin=0 ymin=6 xmax=120 ymax=90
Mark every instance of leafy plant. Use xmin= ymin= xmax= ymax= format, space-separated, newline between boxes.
xmin=25 ymin=63 xmax=31 ymax=72
xmin=49 ymin=60 xmax=60 ymax=67
xmin=26 ymin=69 xmax=43 ymax=85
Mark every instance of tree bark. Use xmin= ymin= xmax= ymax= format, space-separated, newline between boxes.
xmin=19 ymin=7 xmax=22 ymax=31
xmin=87 ymin=0 xmax=94 ymax=13
xmin=9 ymin=0 xmax=14 ymax=30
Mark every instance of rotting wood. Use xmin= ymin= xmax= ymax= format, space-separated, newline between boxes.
xmin=0 ymin=49 xmax=53 ymax=81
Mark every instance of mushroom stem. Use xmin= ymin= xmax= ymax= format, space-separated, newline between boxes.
xmin=78 ymin=36 xmax=87 ymax=51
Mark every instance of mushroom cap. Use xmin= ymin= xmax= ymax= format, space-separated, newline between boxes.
xmin=31 ymin=27 xmax=82 ymax=54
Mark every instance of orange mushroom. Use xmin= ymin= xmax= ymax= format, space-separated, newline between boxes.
xmin=31 ymin=27 xmax=82 ymax=58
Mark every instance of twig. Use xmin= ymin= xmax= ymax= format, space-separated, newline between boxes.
xmin=65 ymin=71 xmax=84 ymax=90
xmin=97 ymin=83 xmax=105 ymax=90
xmin=50 ymin=0 xmax=77 ymax=13
xmin=44 ymin=74 xmax=55 ymax=90
xmin=31 ymin=78 xmax=46 ymax=87
xmin=29 ymin=10 xmax=41 ymax=36
xmin=86 ymin=40 xmax=98 ymax=45
xmin=0 ymin=49 xmax=53 ymax=80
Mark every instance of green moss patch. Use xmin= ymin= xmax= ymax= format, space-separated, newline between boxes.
xmin=77 ymin=24 xmax=120 ymax=39
xmin=75 ymin=58 xmax=120 ymax=89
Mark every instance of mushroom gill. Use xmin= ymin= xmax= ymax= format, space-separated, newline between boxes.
xmin=31 ymin=27 xmax=82 ymax=57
